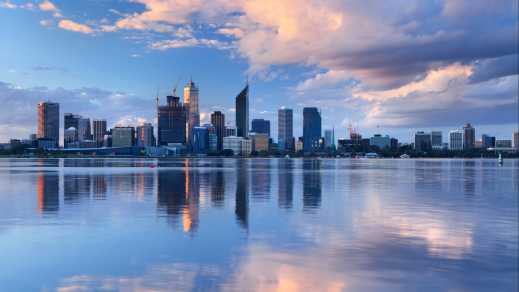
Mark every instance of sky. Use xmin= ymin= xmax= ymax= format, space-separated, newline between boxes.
xmin=0 ymin=0 xmax=518 ymax=143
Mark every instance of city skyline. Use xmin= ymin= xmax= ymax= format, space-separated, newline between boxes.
xmin=0 ymin=0 xmax=518 ymax=143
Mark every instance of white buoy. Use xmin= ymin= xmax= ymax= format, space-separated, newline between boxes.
xmin=498 ymin=153 xmax=503 ymax=165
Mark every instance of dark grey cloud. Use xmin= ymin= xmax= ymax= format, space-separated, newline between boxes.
xmin=469 ymin=54 xmax=519 ymax=84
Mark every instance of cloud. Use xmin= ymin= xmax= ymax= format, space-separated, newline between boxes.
xmin=0 ymin=1 xmax=16 ymax=9
xmin=39 ymin=0 xmax=57 ymax=12
xmin=150 ymin=38 xmax=230 ymax=50
xmin=58 ymin=19 xmax=94 ymax=34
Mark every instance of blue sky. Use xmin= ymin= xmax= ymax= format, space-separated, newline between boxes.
xmin=0 ymin=0 xmax=517 ymax=143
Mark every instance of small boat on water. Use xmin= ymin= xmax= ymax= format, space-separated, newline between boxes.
xmin=498 ymin=153 xmax=503 ymax=165
xmin=400 ymin=154 xmax=410 ymax=159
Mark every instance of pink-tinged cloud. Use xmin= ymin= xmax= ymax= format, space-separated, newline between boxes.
xmin=58 ymin=19 xmax=94 ymax=34
xmin=39 ymin=0 xmax=58 ymax=12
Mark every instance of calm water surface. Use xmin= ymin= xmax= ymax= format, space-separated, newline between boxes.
xmin=0 ymin=158 xmax=517 ymax=291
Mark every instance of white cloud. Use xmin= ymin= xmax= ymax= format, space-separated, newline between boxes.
xmin=58 ymin=19 xmax=94 ymax=34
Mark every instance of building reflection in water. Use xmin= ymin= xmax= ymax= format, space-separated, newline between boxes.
xmin=92 ymin=175 xmax=107 ymax=200
xmin=302 ymin=159 xmax=321 ymax=211
xmin=235 ymin=160 xmax=249 ymax=229
xmin=251 ymin=160 xmax=271 ymax=202
xmin=462 ymin=160 xmax=476 ymax=196
xmin=278 ymin=159 xmax=294 ymax=209
xmin=157 ymin=160 xmax=200 ymax=235
xmin=37 ymin=171 xmax=59 ymax=213
xmin=210 ymin=169 xmax=225 ymax=207
xmin=64 ymin=174 xmax=91 ymax=203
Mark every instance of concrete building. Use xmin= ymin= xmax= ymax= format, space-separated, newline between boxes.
xmin=37 ymin=101 xmax=59 ymax=147
xmin=431 ymin=131 xmax=442 ymax=149
xmin=210 ymin=111 xmax=225 ymax=152
xmin=251 ymin=119 xmax=270 ymax=137
xmin=112 ymin=126 xmax=135 ymax=147
xmin=78 ymin=117 xmax=92 ymax=142
xmin=370 ymin=134 xmax=391 ymax=149
xmin=482 ymin=134 xmax=495 ymax=149
xmin=514 ymin=131 xmax=519 ymax=150
xmin=235 ymin=84 xmax=249 ymax=138
xmin=495 ymin=139 xmax=512 ymax=148
xmin=303 ymin=107 xmax=321 ymax=152
xmin=463 ymin=123 xmax=475 ymax=150
xmin=224 ymin=126 xmax=237 ymax=137
xmin=64 ymin=113 xmax=81 ymax=143
xmin=64 ymin=127 xmax=79 ymax=148
xmin=136 ymin=123 xmax=155 ymax=147
xmin=93 ymin=119 xmax=107 ymax=147
xmin=449 ymin=130 xmax=463 ymax=150
xmin=184 ymin=79 xmax=200 ymax=146
xmin=278 ymin=108 xmax=293 ymax=152
xmin=223 ymin=136 xmax=252 ymax=156
xmin=250 ymin=132 xmax=269 ymax=152
xmin=295 ymin=137 xmax=304 ymax=152
xmin=157 ymin=94 xmax=188 ymax=145
xmin=415 ymin=131 xmax=432 ymax=152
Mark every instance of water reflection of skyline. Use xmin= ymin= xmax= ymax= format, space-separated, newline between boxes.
xmin=7 ymin=158 xmax=516 ymax=292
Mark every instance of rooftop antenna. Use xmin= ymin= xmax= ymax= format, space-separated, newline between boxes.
xmin=155 ymin=86 xmax=160 ymax=107
xmin=172 ymin=77 xmax=180 ymax=97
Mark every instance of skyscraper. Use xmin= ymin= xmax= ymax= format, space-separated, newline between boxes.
xmin=157 ymin=93 xmax=188 ymax=145
xmin=431 ymin=131 xmax=442 ymax=149
xmin=184 ymin=79 xmax=200 ymax=145
xmin=93 ymin=119 xmax=107 ymax=147
xmin=78 ymin=117 xmax=92 ymax=141
xmin=324 ymin=129 xmax=335 ymax=148
xmin=210 ymin=111 xmax=225 ymax=151
xmin=303 ymin=107 xmax=321 ymax=152
xmin=463 ymin=123 xmax=475 ymax=150
xmin=251 ymin=119 xmax=270 ymax=137
xmin=64 ymin=113 xmax=81 ymax=140
xmin=513 ymin=131 xmax=518 ymax=150
xmin=449 ymin=130 xmax=463 ymax=150
xmin=414 ymin=131 xmax=432 ymax=152
xmin=136 ymin=123 xmax=155 ymax=147
xmin=278 ymin=108 xmax=293 ymax=152
xmin=37 ymin=101 xmax=59 ymax=147
xmin=235 ymin=84 xmax=249 ymax=138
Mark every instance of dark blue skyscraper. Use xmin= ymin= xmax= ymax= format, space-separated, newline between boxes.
xmin=251 ymin=119 xmax=270 ymax=137
xmin=303 ymin=107 xmax=321 ymax=152
xmin=157 ymin=94 xmax=187 ymax=145
xmin=235 ymin=84 xmax=249 ymax=138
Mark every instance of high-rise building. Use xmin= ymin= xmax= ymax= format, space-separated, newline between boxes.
xmin=513 ymin=131 xmax=519 ymax=150
xmin=203 ymin=123 xmax=218 ymax=153
xmin=64 ymin=113 xmax=81 ymax=142
xmin=431 ymin=131 xmax=442 ymax=149
xmin=251 ymin=119 xmax=270 ymax=137
xmin=449 ymin=130 xmax=463 ymax=150
xmin=64 ymin=127 xmax=79 ymax=148
xmin=192 ymin=126 xmax=208 ymax=154
xmin=235 ymin=84 xmax=249 ymax=138
xmin=278 ymin=108 xmax=293 ymax=152
xmin=184 ymin=79 xmax=200 ymax=145
xmin=210 ymin=111 xmax=225 ymax=151
xmin=224 ymin=126 xmax=237 ymax=137
xmin=37 ymin=101 xmax=60 ymax=147
xmin=136 ymin=123 xmax=155 ymax=147
xmin=249 ymin=132 xmax=269 ymax=152
xmin=112 ymin=126 xmax=135 ymax=147
xmin=463 ymin=123 xmax=475 ymax=150
xmin=370 ymin=134 xmax=391 ymax=149
xmin=482 ymin=134 xmax=495 ymax=149
xmin=93 ymin=119 xmax=107 ymax=147
xmin=303 ymin=107 xmax=321 ymax=152
xmin=414 ymin=131 xmax=432 ymax=152
xmin=157 ymin=94 xmax=188 ymax=145
xmin=324 ymin=129 xmax=335 ymax=148
xmin=78 ymin=117 xmax=92 ymax=141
